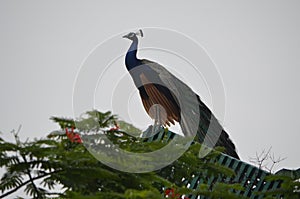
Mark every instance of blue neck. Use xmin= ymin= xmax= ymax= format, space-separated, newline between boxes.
xmin=125 ymin=39 xmax=140 ymax=70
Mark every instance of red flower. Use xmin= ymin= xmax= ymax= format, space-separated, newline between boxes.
xmin=65 ymin=127 xmax=82 ymax=144
xmin=165 ymin=188 xmax=175 ymax=198
xmin=164 ymin=188 xmax=190 ymax=199
xmin=109 ymin=121 xmax=120 ymax=131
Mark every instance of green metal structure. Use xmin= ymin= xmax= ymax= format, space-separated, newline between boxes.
xmin=143 ymin=128 xmax=283 ymax=199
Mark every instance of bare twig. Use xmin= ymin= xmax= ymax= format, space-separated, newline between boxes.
xmin=267 ymin=152 xmax=287 ymax=173
xmin=11 ymin=125 xmax=22 ymax=145
xmin=249 ymin=147 xmax=286 ymax=173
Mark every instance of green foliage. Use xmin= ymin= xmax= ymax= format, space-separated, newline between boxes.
xmin=194 ymin=182 xmax=246 ymax=199
xmin=261 ymin=173 xmax=300 ymax=199
xmin=124 ymin=189 xmax=162 ymax=199
xmin=117 ymin=120 xmax=143 ymax=137
xmin=1 ymin=110 xmax=298 ymax=198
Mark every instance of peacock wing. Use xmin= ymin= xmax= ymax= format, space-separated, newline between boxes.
xmin=141 ymin=59 xmax=200 ymax=137
xmin=139 ymin=71 xmax=181 ymax=126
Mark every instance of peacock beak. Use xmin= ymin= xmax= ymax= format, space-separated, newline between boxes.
xmin=122 ymin=34 xmax=129 ymax=39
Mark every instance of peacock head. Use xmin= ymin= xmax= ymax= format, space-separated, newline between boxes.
xmin=123 ymin=29 xmax=143 ymax=41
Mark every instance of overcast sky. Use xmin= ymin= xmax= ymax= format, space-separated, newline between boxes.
xmin=1 ymin=0 xmax=299 ymax=177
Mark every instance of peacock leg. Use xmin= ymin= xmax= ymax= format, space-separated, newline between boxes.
xmin=151 ymin=104 xmax=162 ymax=134
xmin=141 ymin=104 xmax=163 ymax=138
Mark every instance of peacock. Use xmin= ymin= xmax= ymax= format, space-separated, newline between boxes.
xmin=123 ymin=30 xmax=239 ymax=159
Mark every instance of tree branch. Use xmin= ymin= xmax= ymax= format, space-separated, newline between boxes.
xmin=0 ymin=170 xmax=62 ymax=198
xmin=21 ymin=154 xmax=41 ymax=198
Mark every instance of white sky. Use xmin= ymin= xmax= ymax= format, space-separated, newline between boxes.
xmin=1 ymin=0 xmax=299 ymax=180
